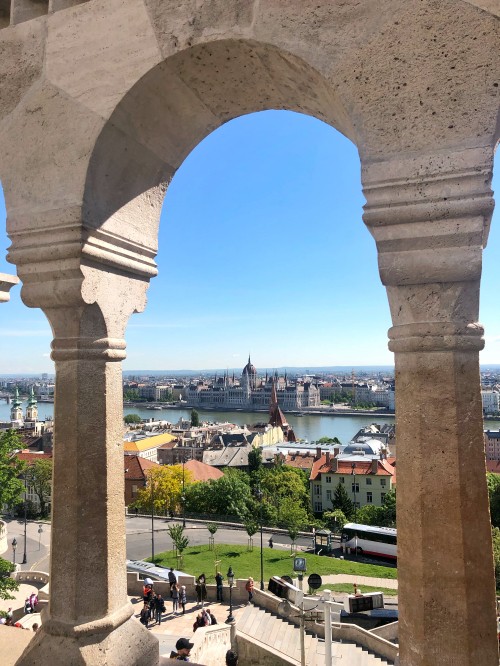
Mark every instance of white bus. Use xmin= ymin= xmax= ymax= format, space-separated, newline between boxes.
xmin=340 ymin=523 xmax=397 ymax=560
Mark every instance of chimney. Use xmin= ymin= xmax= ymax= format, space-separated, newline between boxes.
xmin=326 ymin=451 xmax=331 ymax=466
xmin=332 ymin=456 xmax=338 ymax=473
xmin=371 ymin=458 xmax=378 ymax=475
xmin=333 ymin=447 xmax=339 ymax=457
xmin=316 ymin=447 xmax=321 ymax=461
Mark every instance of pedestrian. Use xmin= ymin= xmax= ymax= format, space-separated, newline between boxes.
xmin=139 ymin=603 xmax=150 ymax=629
xmin=268 ymin=536 xmax=274 ymax=549
xmin=180 ymin=585 xmax=187 ymax=615
xmin=170 ymin=637 xmax=194 ymax=661
xmin=24 ymin=598 xmax=32 ymax=614
xmin=215 ymin=571 xmax=224 ymax=602
xmin=154 ymin=593 xmax=165 ymax=625
xmin=29 ymin=593 xmax=38 ymax=612
xmin=209 ymin=610 xmax=217 ymax=625
xmin=193 ymin=613 xmax=203 ymax=632
xmin=171 ymin=583 xmax=179 ymax=613
xmin=201 ymin=608 xmax=211 ymax=626
xmin=245 ymin=577 xmax=254 ymax=604
xmin=353 ymin=583 xmax=362 ymax=596
xmin=32 ymin=623 xmax=39 ymax=632
xmin=226 ymin=649 xmax=238 ymax=666
xmin=198 ymin=573 xmax=207 ymax=604
xmin=168 ymin=567 xmax=177 ymax=596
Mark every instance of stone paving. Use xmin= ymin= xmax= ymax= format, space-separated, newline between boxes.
xmin=128 ymin=594 xmax=248 ymax=658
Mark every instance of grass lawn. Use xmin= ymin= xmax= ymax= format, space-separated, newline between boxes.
xmin=152 ymin=545 xmax=397 ymax=584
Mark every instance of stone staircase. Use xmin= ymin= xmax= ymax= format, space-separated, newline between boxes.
xmin=236 ymin=605 xmax=393 ymax=665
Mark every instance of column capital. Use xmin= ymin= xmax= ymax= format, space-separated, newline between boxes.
xmin=0 ymin=273 xmax=19 ymax=302
xmin=362 ymin=146 xmax=494 ymax=354
xmin=8 ymin=219 xmax=157 ymax=345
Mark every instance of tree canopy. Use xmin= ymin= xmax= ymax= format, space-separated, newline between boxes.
xmin=331 ymin=481 xmax=354 ymax=518
xmin=190 ymin=409 xmax=200 ymax=427
xmin=133 ymin=465 xmax=193 ymax=515
xmin=0 ymin=430 xmax=26 ymax=510
xmin=27 ymin=459 xmax=52 ymax=519
xmin=124 ymin=413 xmax=142 ymax=424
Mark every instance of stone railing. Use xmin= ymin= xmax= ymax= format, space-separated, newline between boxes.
xmin=188 ymin=623 xmax=232 ymax=666
xmin=127 ymin=572 xmax=249 ymax=606
xmin=0 ymin=520 xmax=7 ymax=555
xmin=371 ymin=620 xmax=399 ymax=642
xmin=13 ymin=570 xmax=50 ymax=601
xmin=252 ymin=587 xmax=398 ymax=663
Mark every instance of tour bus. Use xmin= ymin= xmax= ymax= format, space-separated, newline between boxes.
xmin=340 ymin=523 xmax=397 ymax=560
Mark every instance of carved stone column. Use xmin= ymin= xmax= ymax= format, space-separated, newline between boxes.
xmin=8 ymin=225 xmax=160 ymax=665
xmin=0 ymin=273 xmax=19 ymax=302
xmin=363 ymin=146 xmax=498 ymax=666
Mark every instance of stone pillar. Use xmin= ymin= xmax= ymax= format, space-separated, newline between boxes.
xmin=9 ymin=227 xmax=160 ymax=665
xmin=363 ymin=147 xmax=498 ymax=666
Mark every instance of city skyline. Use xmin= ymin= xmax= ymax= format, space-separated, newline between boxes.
xmin=0 ymin=110 xmax=499 ymax=372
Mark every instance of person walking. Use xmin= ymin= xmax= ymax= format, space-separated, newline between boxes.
xmin=180 ymin=585 xmax=187 ymax=615
xmin=171 ymin=583 xmax=179 ymax=613
xmin=154 ymin=593 xmax=165 ymax=625
xmin=215 ymin=571 xmax=224 ymax=602
xmin=198 ymin=573 xmax=207 ymax=605
xmin=245 ymin=577 xmax=254 ymax=604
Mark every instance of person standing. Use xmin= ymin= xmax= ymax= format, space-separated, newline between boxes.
xmin=171 ymin=583 xmax=179 ymax=614
xmin=180 ymin=585 xmax=187 ymax=615
xmin=245 ymin=577 xmax=254 ymax=604
xmin=168 ymin=567 xmax=177 ymax=596
xmin=154 ymin=593 xmax=165 ymax=625
xmin=215 ymin=571 xmax=224 ymax=602
xmin=139 ymin=603 xmax=150 ymax=629
xmin=170 ymin=637 xmax=194 ymax=661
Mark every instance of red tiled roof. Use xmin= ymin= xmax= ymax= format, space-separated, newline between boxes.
xmin=486 ymin=460 xmax=500 ymax=474
xmin=184 ymin=459 xmax=223 ymax=482
xmin=284 ymin=452 xmax=316 ymax=470
xmin=309 ymin=454 xmax=395 ymax=481
xmin=124 ymin=455 xmax=160 ymax=480
xmin=16 ymin=451 xmax=52 ymax=463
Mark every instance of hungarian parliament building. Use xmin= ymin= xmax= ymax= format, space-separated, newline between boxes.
xmin=184 ymin=356 xmax=321 ymax=411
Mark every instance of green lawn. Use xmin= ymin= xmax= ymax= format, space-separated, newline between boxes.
xmin=151 ymin=545 xmax=397 ymax=583
xmin=315 ymin=583 xmax=398 ymax=596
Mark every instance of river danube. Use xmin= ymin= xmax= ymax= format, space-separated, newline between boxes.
xmin=1 ymin=401 xmax=498 ymax=445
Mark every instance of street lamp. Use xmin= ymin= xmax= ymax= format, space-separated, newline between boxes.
xmin=12 ymin=538 xmax=17 ymax=566
xmin=182 ymin=455 xmax=186 ymax=528
xmin=351 ymin=463 xmax=357 ymax=524
xmin=226 ymin=566 xmax=235 ymax=624
xmin=146 ymin=473 xmax=155 ymax=563
xmin=22 ymin=473 xmax=28 ymax=565
xmin=254 ymin=486 xmax=264 ymax=591
xmin=38 ymin=524 xmax=43 ymax=551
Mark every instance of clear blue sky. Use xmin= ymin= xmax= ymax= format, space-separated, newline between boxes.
xmin=0 ymin=110 xmax=498 ymax=373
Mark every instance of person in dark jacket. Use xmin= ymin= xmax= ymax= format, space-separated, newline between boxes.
xmin=139 ymin=603 xmax=150 ymax=629
xmin=215 ymin=571 xmax=224 ymax=602
xmin=154 ymin=593 xmax=166 ymax=625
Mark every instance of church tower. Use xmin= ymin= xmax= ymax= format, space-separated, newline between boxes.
xmin=10 ymin=386 xmax=23 ymax=425
xmin=25 ymin=386 xmax=38 ymax=422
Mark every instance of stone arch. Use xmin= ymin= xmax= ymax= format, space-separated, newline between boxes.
xmin=0 ymin=2 xmax=498 ymax=665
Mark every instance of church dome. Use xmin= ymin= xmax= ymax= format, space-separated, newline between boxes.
xmin=242 ymin=355 xmax=257 ymax=376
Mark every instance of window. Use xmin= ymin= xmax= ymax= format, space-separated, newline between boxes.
xmin=381 ymin=493 xmax=386 ymax=503
xmin=367 ymin=492 xmax=373 ymax=503
xmin=314 ymin=502 xmax=323 ymax=512
xmin=314 ymin=484 xmax=321 ymax=496
xmin=351 ymin=483 xmax=359 ymax=493
xmin=326 ymin=490 xmax=332 ymax=501
xmin=380 ymin=478 xmax=387 ymax=487
xmin=339 ymin=477 xmax=344 ymax=483
xmin=326 ymin=476 xmax=332 ymax=483
xmin=132 ymin=484 xmax=138 ymax=496
xmin=366 ymin=478 xmax=372 ymax=485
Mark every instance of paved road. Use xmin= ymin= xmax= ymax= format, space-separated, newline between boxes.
xmin=2 ymin=517 xmax=314 ymax=573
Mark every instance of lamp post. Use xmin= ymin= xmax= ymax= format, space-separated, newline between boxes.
xmin=22 ymin=473 xmax=27 ymax=565
xmin=38 ymin=524 xmax=43 ymax=550
xmin=254 ymin=486 xmax=264 ymax=590
xmin=226 ymin=566 xmax=235 ymax=624
xmin=150 ymin=473 xmax=155 ymax=562
xmin=12 ymin=538 xmax=17 ymax=566
xmin=182 ymin=455 xmax=186 ymax=528
xmin=351 ymin=463 xmax=357 ymax=524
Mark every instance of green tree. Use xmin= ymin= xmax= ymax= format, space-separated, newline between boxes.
xmin=380 ymin=488 xmax=397 ymax=527
xmin=184 ymin=468 xmax=253 ymax=518
xmin=190 ymin=409 xmax=200 ymax=427
xmin=492 ymin=527 xmax=500 ymax=590
xmin=248 ymin=447 xmax=262 ymax=476
xmin=167 ymin=524 xmax=189 ymax=563
xmin=317 ymin=436 xmax=341 ymax=444
xmin=331 ymin=482 xmax=354 ymax=518
xmin=124 ymin=413 xmax=142 ymax=424
xmin=0 ymin=430 xmax=26 ymax=510
xmin=0 ymin=558 xmax=18 ymax=601
xmin=487 ymin=473 xmax=500 ymax=527
xmin=355 ymin=504 xmax=385 ymax=526
xmin=134 ymin=466 xmax=193 ymax=515
xmin=260 ymin=467 xmax=311 ymax=524
xmin=123 ymin=389 xmax=140 ymax=401
xmin=280 ymin=496 xmax=309 ymax=551
xmin=322 ymin=508 xmax=347 ymax=533
xmin=28 ymin=459 xmax=52 ymax=518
